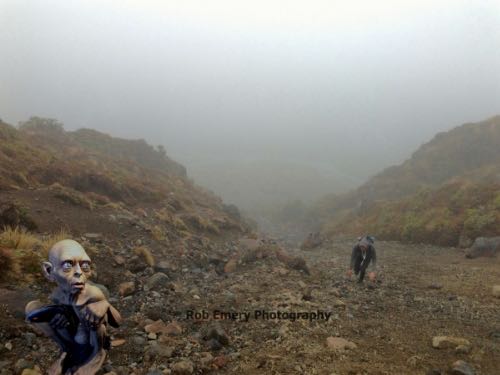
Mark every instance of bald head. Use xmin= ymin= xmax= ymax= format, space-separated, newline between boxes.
xmin=43 ymin=239 xmax=92 ymax=294
xmin=48 ymin=239 xmax=89 ymax=264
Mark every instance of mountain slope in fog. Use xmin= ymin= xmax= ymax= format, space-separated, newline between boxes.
xmin=314 ymin=115 xmax=500 ymax=246
xmin=0 ymin=117 xmax=244 ymax=235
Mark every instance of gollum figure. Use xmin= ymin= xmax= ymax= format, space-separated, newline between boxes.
xmin=25 ymin=239 xmax=121 ymax=375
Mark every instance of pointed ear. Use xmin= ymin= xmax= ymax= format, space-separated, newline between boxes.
xmin=42 ymin=262 xmax=55 ymax=281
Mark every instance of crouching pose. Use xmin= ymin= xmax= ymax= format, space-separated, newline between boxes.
xmin=25 ymin=239 xmax=121 ymax=375
xmin=347 ymin=236 xmax=377 ymax=283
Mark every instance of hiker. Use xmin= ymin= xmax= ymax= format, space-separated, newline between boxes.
xmin=347 ymin=236 xmax=377 ymax=283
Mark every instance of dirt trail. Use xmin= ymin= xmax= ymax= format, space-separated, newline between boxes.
xmin=1 ymin=238 xmax=499 ymax=375
xmin=210 ymin=239 xmax=500 ymax=374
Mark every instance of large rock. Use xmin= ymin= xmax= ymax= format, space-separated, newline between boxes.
xmin=326 ymin=337 xmax=357 ymax=351
xmin=465 ymin=237 xmax=500 ymax=259
xmin=275 ymin=248 xmax=310 ymax=275
xmin=432 ymin=336 xmax=470 ymax=350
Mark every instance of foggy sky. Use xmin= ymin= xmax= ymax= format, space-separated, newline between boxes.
xmin=1 ymin=1 xmax=500 ymax=210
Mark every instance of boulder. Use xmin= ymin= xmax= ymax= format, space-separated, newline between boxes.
xmin=465 ymin=237 xmax=500 ymax=259
xmin=275 ymin=248 xmax=310 ymax=275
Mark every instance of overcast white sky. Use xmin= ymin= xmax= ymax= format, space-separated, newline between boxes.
xmin=1 ymin=0 xmax=499 ymax=208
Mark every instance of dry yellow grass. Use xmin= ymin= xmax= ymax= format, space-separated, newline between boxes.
xmin=173 ymin=217 xmax=188 ymax=231
xmin=0 ymin=226 xmax=40 ymax=250
xmin=134 ymin=245 xmax=155 ymax=267
xmin=154 ymin=207 xmax=172 ymax=223
xmin=151 ymin=225 xmax=166 ymax=241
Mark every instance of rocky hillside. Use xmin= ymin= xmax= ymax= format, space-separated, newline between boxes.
xmin=313 ymin=115 xmax=500 ymax=246
xmin=0 ymin=116 xmax=248 ymax=284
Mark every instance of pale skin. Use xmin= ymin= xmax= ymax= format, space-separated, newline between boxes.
xmin=41 ymin=240 xmax=112 ymax=327
xmin=25 ymin=239 xmax=121 ymax=375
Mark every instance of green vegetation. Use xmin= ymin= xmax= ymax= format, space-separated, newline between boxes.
xmin=317 ymin=116 xmax=500 ymax=246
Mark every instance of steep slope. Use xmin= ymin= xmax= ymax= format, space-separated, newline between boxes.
xmin=313 ymin=116 xmax=500 ymax=246
xmin=0 ymin=116 xmax=246 ymax=283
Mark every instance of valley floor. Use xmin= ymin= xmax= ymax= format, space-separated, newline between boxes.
xmin=1 ymin=239 xmax=499 ymax=375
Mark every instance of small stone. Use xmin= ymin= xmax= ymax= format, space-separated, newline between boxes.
xmin=224 ymin=259 xmax=238 ymax=273
xmin=164 ymin=322 xmax=182 ymax=336
xmin=147 ymin=273 xmax=169 ymax=290
xmin=145 ymin=343 xmax=174 ymax=360
xmin=451 ymin=360 xmax=475 ymax=375
xmin=326 ymin=337 xmax=357 ymax=351
xmin=5 ymin=342 xmax=12 ymax=351
xmin=298 ymin=281 xmax=306 ymax=288
xmin=114 ymin=255 xmax=126 ymax=265
xmin=145 ymin=320 xmax=168 ymax=334
xmin=148 ymin=332 xmax=158 ymax=340
xmin=119 ymin=281 xmax=135 ymax=297
xmin=111 ymin=339 xmax=126 ymax=347
xmin=171 ymin=360 xmax=194 ymax=374
xmin=199 ymin=353 xmax=214 ymax=367
xmin=205 ymin=325 xmax=229 ymax=345
xmin=192 ymin=295 xmax=200 ymax=300
xmin=84 ymin=233 xmax=101 ymax=239
xmin=212 ymin=355 xmax=228 ymax=368
xmin=432 ymin=336 xmax=471 ymax=350
xmin=492 ymin=285 xmax=500 ymax=298
xmin=131 ymin=336 xmax=147 ymax=347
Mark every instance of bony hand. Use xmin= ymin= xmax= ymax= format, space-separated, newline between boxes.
xmin=346 ymin=269 xmax=353 ymax=278
xmin=79 ymin=300 xmax=109 ymax=327
xmin=49 ymin=313 xmax=69 ymax=329
xmin=368 ymin=272 xmax=376 ymax=282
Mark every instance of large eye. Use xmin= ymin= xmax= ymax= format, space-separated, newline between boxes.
xmin=62 ymin=260 xmax=73 ymax=272
xmin=80 ymin=261 xmax=91 ymax=273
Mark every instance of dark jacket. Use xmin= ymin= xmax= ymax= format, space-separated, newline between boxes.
xmin=350 ymin=243 xmax=377 ymax=272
